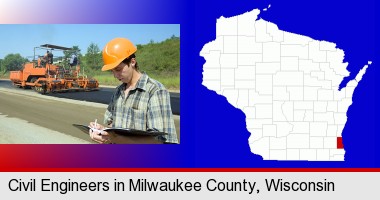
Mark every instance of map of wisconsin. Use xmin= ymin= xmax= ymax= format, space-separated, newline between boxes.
xmin=200 ymin=8 xmax=370 ymax=161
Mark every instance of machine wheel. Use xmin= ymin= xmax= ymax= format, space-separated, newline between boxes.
xmin=34 ymin=81 xmax=47 ymax=94
xmin=30 ymin=77 xmax=37 ymax=83
xmin=28 ymin=77 xmax=37 ymax=89
xmin=41 ymin=81 xmax=47 ymax=94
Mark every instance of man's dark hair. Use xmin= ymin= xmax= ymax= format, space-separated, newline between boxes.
xmin=122 ymin=54 xmax=139 ymax=71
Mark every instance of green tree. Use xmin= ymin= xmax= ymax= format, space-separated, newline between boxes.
xmin=2 ymin=54 xmax=28 ymax=71
xmin=84 ymin=43 xmax=102 ymax=71
xmin=0 ymin=59 xmax=3 ymax=72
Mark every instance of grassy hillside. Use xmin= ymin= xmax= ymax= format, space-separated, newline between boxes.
xmin=136 ymin=36 xmax=180 ymax=76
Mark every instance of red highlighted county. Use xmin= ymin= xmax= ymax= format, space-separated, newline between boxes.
xmin=337 ymin=137 xmax=344 ymax=149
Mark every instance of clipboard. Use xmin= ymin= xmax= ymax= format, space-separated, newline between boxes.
xmin=72 ymin=124 xmax=168 ymax=136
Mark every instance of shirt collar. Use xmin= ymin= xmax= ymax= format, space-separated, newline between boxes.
xmin=135 ymin=72 xmax=148 ymax=91
xmin=120 ymin=72 xmax=148 ymax=92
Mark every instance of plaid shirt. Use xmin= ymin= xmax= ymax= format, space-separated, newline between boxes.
xmin=104 ymin=73 xmax=178 ymax=144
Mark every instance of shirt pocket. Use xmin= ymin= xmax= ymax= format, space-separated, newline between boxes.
xmin=125 ymin=108 xmax=147 ymax=131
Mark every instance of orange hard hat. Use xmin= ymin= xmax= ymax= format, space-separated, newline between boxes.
xmin=102 ymin=38 xmax=137 ymax=71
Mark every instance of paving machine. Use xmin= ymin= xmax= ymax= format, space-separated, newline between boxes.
xmin=9 ymin=44 xmax=99 ymax=94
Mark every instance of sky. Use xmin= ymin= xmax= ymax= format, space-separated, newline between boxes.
xmin=0 ymin=24 xmax=180 ymax=60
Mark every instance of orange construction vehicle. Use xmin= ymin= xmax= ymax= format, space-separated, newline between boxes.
xmin=9 ymin=44 xmax=99 ymax=94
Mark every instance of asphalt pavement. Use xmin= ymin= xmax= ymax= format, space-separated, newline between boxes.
xmin=0 ymin=79 xmax=180 ymax=115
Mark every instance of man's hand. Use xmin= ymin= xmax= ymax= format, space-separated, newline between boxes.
xmin=88 ymin=121 xmax=113 ymax=144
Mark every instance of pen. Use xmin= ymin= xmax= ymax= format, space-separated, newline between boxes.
xmin=93 ymin=119 xmax=102 ymax=135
